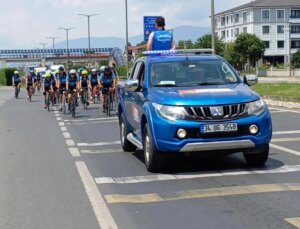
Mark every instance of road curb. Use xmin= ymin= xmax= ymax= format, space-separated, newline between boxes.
xmin=263 ymin=96 xmax=300 ymax=109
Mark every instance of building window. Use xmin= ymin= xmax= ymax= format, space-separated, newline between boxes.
xmin=291 ymin=25 xmax=300 ymax=34
xmin=227 ymin=30 xmax=229 ymax=37
xmin=221 ymin=30 xmax=225 ymax=39
xmin=277 ymin=40 xmax=284 ymax=48
xmin=221 ymin=17 xmax=225 ymax=26
xmin=264 ymin=41 xmax=270 ymax=49
xmin=277 ymin=25 xmax=284 ymax=34
xmin=262 ymin=10 xmax=270 ymax=20
xmin=291 ymin=10 xmax=300 ymax=19
xmin=235 ymin=28 xmax=240 ymax=37
xmin=277 ymin=10 xmax=285 ymax=19
xmin=231 ymin=29 xmax=233 ymax=37
xmin=243 ymin=27 xmax=247 ymax=33
xmin=231 ymin=15 xmax=233 ymax=23
xmin=243 ymin=12 xmax=247 ymax=23
xmin=291 ymin=40 xmax=300 ymax=48
xmin=235 ymin=13 xmax=239 ymax=23
xmin=226 ymin=16 xmax=229 ymax=24
xmin=262 ymin=26 xmax=270 ymax=34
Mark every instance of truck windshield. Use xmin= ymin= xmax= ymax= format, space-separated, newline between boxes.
xmin=150 ymin=60 xmax=240 ymax=87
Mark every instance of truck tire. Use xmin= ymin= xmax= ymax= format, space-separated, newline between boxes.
xmin=143 ymin=124 xmax=164 ymax=172
xmin=243 ymin=145 xmax=269 ymax=166
xmin=119 ymin=113 xmax=136 ymax=152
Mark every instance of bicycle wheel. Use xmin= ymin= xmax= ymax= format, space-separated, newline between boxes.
xmin=72 ymin=96 xmax=76 ymax=118
xmin=83 ymin=91 xmax=88 ymax=110
xmin=47 ymin=94 xmax=51 ymax=111
xmin=106 ymin=94 xmax=110 ymax=117
xmin=29 ymin=88 xmax=32 ymax=102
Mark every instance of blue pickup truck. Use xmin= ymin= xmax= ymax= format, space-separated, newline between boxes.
xmin=117 ymin=50 xmax=272 ymax=172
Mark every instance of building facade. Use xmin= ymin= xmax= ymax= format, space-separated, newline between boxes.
xmin=214 ymin=0 xmax=300 ymax=65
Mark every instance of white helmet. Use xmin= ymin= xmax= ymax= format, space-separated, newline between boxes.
xmin=69 ymin=69 xmax=77 ymax=74
xmin=91 ymin=68 xmax=97 ymax=73
xmin=14 ymin=71 xmax=19 ymax=74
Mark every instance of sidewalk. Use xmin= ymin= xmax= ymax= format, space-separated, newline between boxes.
xmin=258 ymin=77 xmax=300 ymax=84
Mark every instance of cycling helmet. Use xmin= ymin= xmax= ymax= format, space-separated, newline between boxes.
xmin=69 ymin=69 xmax=77 ymax=74
xmin=91 ymin=69 xmax=97 ymax=73
xmin=104 ymin=66 xmax=110 ymax=72
xmin=58 ymin=66 xmax=65 ymax=72
xmin=81 ymin=70 xmax=88 ymax=75
xmin=45 ymin=72 xmax=52 ymax=78
xmin=14 ymin=71 xmax=19 ymax=74
xmin=55 ymin=69 xmax=60 ymax=74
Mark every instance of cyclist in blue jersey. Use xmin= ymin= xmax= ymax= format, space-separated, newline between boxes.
xmin=89 ymin=68 xmax=99 ymax=102
xmin=12 ymin=71 xmax=22 ymax=98
xmin=42 ymin=72 xmax=53 ymax=109
xmin=57 ymin=66 xmax=68 ymax=110
xmin=98 ymin=66 xmax=116 ymax=112
xmin=79 ymin=69 xmax=90 ymax=106
xmin=25 ymin=73 xmax=34 ymax=100
xmin=66 ymin=69 xmax=79 ymax=110
xmin=146 ymin=17 xmax=176 ymax=51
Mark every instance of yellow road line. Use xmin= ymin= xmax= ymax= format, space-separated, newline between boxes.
xmin=285 ymin=218 xmax=300 ymax=228
xmin=271 ymin=137 xmax=300 ymax=143
xmin=105 ymin=183 xmax=300 ymax=204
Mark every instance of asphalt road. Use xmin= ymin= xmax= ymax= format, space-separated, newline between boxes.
xmin=1 ymin=87 xmax=300 ymax=229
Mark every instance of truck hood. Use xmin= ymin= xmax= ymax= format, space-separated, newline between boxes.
xmin=148 ymin=84 xmax=260 ymax=106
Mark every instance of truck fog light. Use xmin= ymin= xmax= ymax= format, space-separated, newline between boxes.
xmin=177 ymin=129 xmax=187 ymax=139
xmin=249 ymin=125 xmax=258 ymax=134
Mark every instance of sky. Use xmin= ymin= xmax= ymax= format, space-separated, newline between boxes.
xmin=0 ymin=0 xmax=251 ymax=49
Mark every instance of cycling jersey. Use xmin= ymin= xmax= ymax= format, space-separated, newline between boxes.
xmin=80 ymin=76 xmax=89 ymax=88
xmin=89 ymin=74 xmax=98 ymax=85
xmin=58 ymin=74 xmax=67 ymax=85
xmin=43 ymin=78 xmax=52 ymax=90
xmin=27 ymin=76 xmax=34 ymax=86
xmin=99 ymin=73 xmax=115 ymax=88
xmin=66 ymin=75 xmax=78 ymax=89
xmin=152 ymin=30 xmax=173 ymax=50
xmin=13 ymin=75 xmax=21 ymax=84
xmin=36 ymin=73 xmax=41 ymax=81
xmin=50 ymin=74 xmax=56 ymax=86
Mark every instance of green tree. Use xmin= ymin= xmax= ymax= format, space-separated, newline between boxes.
xmin=234 ymin=33 xmax=265 ymax=72
xmin=223 ymin=43 xmax=243 ymax=70
xmin=177 ymin=39 xmax=194 ymax=49
xmin=291 ymin=50 xmax=300 ymax=68
xmin=194 ymin=34 xmax=225 ymax=55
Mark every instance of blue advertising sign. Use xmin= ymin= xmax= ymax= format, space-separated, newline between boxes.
xmin=143 ymin=16 xmax=161 ymax=42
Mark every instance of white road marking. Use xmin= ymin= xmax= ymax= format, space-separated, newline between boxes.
xmin=271 ymin=137 xmax=300 ymax=143
xmin=64 ymin=117 xmax=118 ymax=122
xmin=81 ymin=149 xmax=123 ymax=154
xmin=68 ymin=148 xmax=80 ymax=157
xmin=75 ymin=161 xmax=118 ymax=229
xmin=54 ymin=111 xmax=59 ymax=114
xmin=60 ymin=126 xmax=67 ymax=132
xmin=270 ymin=143 xmax=300 ymax=156
xmin=270 ymin=110 xmax=286 ymax=114
xmin=95 ymin=164 xmax=300 ymax=184
xmin=269 ymin=107 xmax=300 ymax=114
xmin=58 ymin=122 xmax=65 ymax=126
xmin=55 ymin=114 xmax=60 ymax=117
xmin=78 ymin=141 xmax=121 ymax=147
xmin=273 ymin=130 xmax=300 ymax=135
xmin=66 ymin=139 xmax=75 ymax=146
xmin=62 ymin=132 xmax=71 ymax=139
xmin=56 ymin=117 xmax=62 ymax=121
xmin=68 ymin=120 xmax=118 ymax=125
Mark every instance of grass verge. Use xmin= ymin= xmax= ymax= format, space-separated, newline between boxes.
xmin=252 ymin=83 xmax=300 ymax=102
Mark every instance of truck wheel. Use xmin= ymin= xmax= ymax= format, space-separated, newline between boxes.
xmin=143 ymin=124 xmax=164 ymax=172
xmin=120 ymin=113 xmax=136 ymax=152
xmin=243 ymin=145 xmax=269 ymax=166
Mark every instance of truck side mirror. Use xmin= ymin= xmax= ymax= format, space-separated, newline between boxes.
xmin=244 ymin=75 xmax=258 ymax=86
xmin=125 ymin=79 xmax=139 ymax=91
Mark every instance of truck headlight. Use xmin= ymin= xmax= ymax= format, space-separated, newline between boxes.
xmin=248 ymin=99 xmax=266 ymax=116
xmin=153 ymin=103 xmax=186 ymax=121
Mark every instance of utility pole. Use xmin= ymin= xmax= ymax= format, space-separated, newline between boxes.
xmin=125 ymin=0 xmax=129 ymax=76
xmin=59 ymin=27 xmax=74 ymax=70
xmin=211 ymin=0 xmax=216 ymax=54
xmin=78 ymin=13 xmax=99 ymax=67
xmin=288 ymin=21 xmax=292 ymax=77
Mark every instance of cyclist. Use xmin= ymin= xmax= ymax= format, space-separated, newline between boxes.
xmin=89 ymin=68 xmax=99 ymax=102
xmin=79 ymin=69 xmax=90 ymax=106
xmin=35 ymin=71 xmax=42 ymax=92
xmin=25 ymin=73 xmax=34 ymax=100
xmin=56 ymin=66 xmax=68 ymax=111
xmin=66 ymin=69 xmax=79 ymax=111
xmin=12 ymin=71 xmax=22 ymax=98
xmin=48 ymin=70 xmax=58 ymax=104
xmin=42 ymin=72 xmax=53 ymax=109
xmin=98 ymin=66 xmax=116 ymax=112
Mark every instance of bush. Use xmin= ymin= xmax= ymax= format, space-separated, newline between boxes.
xmin=0 ymin=68 xmax=16 ymax=86
xmin=275 ymin=63 xmax=285 ymax=69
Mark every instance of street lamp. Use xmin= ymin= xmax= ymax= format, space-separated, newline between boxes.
xmin=58 ymin=27 xmax=74 ymax=70
xmin=78 ymin=13 xmax=99 ymax=67
xmin=47 ymin=36 xmax=60 ymax=49
xmin=125 ymin=0 xmax=129 ymax=76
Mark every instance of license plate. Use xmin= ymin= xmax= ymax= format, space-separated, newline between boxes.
xmin=202 ymin=123 xmax=238 ymax=133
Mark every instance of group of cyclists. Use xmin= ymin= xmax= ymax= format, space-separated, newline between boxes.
xmin=12 ymin=65 xmax=119 ymax=114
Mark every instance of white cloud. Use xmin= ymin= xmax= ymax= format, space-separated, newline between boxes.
xmin=0 ymin=0 xmax=251 ymax=49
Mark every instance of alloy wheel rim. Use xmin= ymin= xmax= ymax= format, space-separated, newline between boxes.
xmin=145 ymin=135 xmax=150 ymax=163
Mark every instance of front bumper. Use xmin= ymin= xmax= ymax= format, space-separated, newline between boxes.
xmin=150 ymin=108 xmax=272 ymax=153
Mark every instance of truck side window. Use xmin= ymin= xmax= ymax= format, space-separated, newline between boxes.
xmin=131 ymin=62 xmax=142 ymax=80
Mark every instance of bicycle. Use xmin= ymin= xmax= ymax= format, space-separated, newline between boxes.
xmin=104 ymin=88 xmax=113 ymax=117
xmin=81 ymin=88 xmax=89 ymax=110
xmin=60 ymin=90 xmax=67 ymax=115
xmin=14 ymin=84 xmax=20 ymax=99
xmin=44 ymin=90 xmax=52 ymax=111
xmin=69 ymin=90 xmax=77 ymax=118
xmin=28 ymin=86 xmax=34 ymax=102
